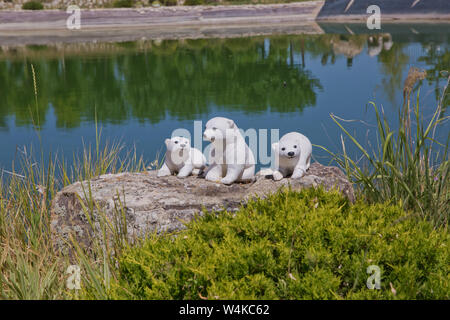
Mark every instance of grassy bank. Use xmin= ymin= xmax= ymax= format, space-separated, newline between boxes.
xmin=0 ymin=66 xmax=147 ymax=297
xmin=0 ymin=130 xmax=147 ymax=299
xmin=319 ymin=73 xmax=449 ymax=228
xmin=0 ymin=66 xmax=448 ymax=300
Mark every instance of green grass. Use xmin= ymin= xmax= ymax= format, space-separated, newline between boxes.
xmin=0 ymin=136 xmax=147 ymax=299
xmin=0 ymin=137 xmax=146 ymax=299
xmin=99 ymin=188 xmax=449 ymax=300
xmin=318 ymin=75 xmax=449 ymax=228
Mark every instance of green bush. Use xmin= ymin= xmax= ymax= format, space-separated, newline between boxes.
xmin=161 ymin=0 xmax=178 ymax=5
xmin=184 ymin=0 xmax=203 ymax=5
xmin=112 ymin=0 xmax=134 ymax=8
xmin=184 ymin=0 xmax=216 ymax=5
xmin=104 ymin=188 xmax=449 ymax=300
xmin=22 ymin=1 xmax=44 ymax=10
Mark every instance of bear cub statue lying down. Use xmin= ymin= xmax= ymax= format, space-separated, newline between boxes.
xmin=203 ymin=117 xmax=256 ymax=185
xmin=157 ymin=136 xmax=206 ymax=178
xmin=269 ymin=131 xmax=312 ymax=181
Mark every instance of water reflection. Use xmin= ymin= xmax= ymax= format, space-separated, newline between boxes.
xmin=0 ymin=30 xmax=448 ymax=169
xmin=0 ymin=37 xmax=325 ymax=128
xmin=0 ymin=32 xmax=447 ymax=129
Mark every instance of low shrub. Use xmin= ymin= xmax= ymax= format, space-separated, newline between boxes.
xmin=184 ymin=0 xmax=203 ymax=5
xmin=161 ymin=0 xmax=178 ymax=6
xmin=184 ymin=0 xmax=219 ymax=5
xmin=22 ymin=1 xmax=44 ymax=10
xmin=104 ymin=188 xmax=449 ymax=300
xmin=112 ymin=0 xmax=134 ymax=8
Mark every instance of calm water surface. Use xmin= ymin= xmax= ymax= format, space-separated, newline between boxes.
xmin=0 ymin=25 xmax=449 ymax=171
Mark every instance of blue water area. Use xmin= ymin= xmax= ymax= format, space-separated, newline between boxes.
xmin=0 ymin=28 xmax=448 ymax=173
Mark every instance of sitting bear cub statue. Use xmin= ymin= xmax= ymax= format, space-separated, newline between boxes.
xmin=157 ymin=136 xmax=206 ymax=178
xmin=203 ymin=117 xmax=255 ymax=185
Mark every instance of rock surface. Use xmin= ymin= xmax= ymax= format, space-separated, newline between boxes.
xmin=50 ymin=162 xmax=354 ymax=252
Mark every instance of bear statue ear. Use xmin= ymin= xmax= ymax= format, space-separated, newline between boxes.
xmin=165 ymin=138 xmax=171 ymax=147
xmin=271 ymin=142 xmax=279 ymax=151
xmin=227 ymin=119 xmax=235 ymax=128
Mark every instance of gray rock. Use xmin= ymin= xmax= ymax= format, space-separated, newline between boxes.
xmin=50 ymin=162 xmax=354 ymax=253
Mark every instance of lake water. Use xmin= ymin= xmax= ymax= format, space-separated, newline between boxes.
xmin=0 ymin=24 xmax=449 ymax=172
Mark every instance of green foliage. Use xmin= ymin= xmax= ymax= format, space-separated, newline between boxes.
xmin=0 ymin=134 xmax=146 ymax=299
xmin=112 ymin=0 xmax=134 ymax=8
xmin=184 ymin=0 xmax=204 ymax=5
xmin=0 ymin=136 xmax=146 ymax=299
xmin=105 ymin=188 xmax=449 ymax=300
xmin=319 ymin=80 xmax=449 ymax=227
xmin=161 ymin=0 xmax=178 ymax=5
xmin=22 ymin=1 xmax=44 ymax=10
xmin=0 ymin=249 xmax=59 ymax=299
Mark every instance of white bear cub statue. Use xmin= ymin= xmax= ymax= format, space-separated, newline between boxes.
xmin=271 ymin=132 xmax=312 ymax=181
xmin=157 ymin=136 xmax=206 ymax=178
xmin=203 ymin=117 xmax=255 ymax=185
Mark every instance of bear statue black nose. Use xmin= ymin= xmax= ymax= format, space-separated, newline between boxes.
xmin=288 ymin=151 xmax=294 ymax=157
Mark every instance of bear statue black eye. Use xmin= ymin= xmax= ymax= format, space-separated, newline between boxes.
xmin=174 ymin=141 xmax=178 ymax=144
xmin=281 ymin=147 xmax=286 ymax=151
xmin=213 ymin=127 xmax=217 ymax=130
xmin=294 ymin=145 xmax=297 ymax=148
